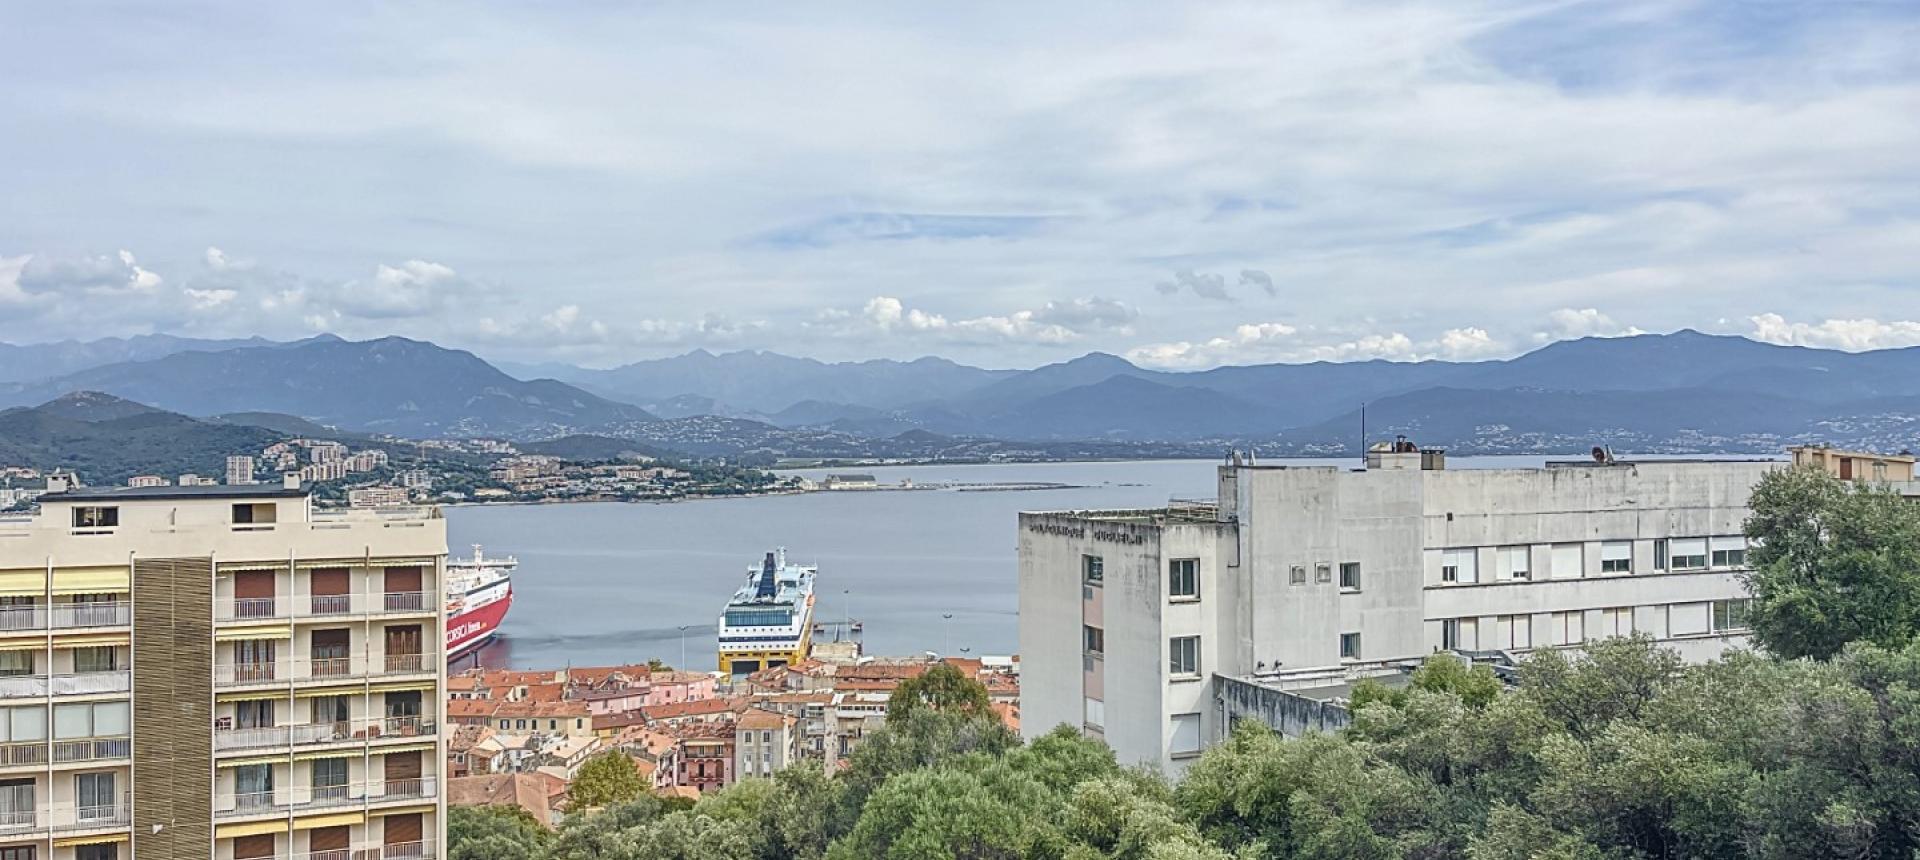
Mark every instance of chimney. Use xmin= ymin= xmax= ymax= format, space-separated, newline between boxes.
xmin=46 ymin=475 xmax=68 ymax=493
xmin=282 ymin=473 xmax=301 ymax=490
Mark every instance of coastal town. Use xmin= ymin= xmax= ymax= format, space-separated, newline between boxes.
xmin=442 ymin=652 xmax=1019 ymax=823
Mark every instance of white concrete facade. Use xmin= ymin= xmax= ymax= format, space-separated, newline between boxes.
xmin=1018 ymin=458 xmax=1775 ymax=775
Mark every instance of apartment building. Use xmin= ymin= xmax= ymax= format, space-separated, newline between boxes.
xmin=1018 ymin=453 xmax=1775 ymax=774
xmin=224 ymin=457 xmax=257 ymax=487
xmin=1787 ymin=444 xmax=1915 ymax=482
xmin=0 ymin=477 xmax=447 ymax=860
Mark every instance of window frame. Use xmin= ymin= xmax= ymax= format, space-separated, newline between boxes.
xmin=1338 ymin=561 xmax=1361 ymax=592
xmin=1168 ymin=558 xmax=1200 ymax=602
xmin=1082 ymin=625 xmax=1105 ymax=657
xmin=1081 ymin=555 xmax=1104 ymax=586
xmin=1168 ymin=635 xmax=1200 ymax=679
xmin=1339 ymin=632 xmax=1361 ymax=660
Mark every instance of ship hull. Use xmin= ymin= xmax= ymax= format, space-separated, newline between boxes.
xmin=448 ymin=587 xmax=512 ymax=659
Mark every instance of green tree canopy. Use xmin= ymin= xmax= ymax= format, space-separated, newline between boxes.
xmin=1744 ymin=465 xmax=1920 ymax=659
xmin=566 ymin=750 xmax=649 ymax=812
xmin=885 ymin=662 xmax=993 ymax=725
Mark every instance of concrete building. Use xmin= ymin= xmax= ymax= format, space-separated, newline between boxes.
xmin=733 ymin=709 xmax=799 ymax=780
xmin=1018 ymin=454 xmax=1774 ymax=774
xmin=1788 ymin=444 xmax=1915 ymax=482
xmin=348 ymin=487 xmax=412 ymax=509
xmin=0 ymin=476 xmax=448 ymax=859
xmin=225 ymin=456 xmax=256 ymax=486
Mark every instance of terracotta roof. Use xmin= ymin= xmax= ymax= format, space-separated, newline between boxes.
xmin=447 ymin=724 xmax=495 ymax=753
xmin=448 ymin=700 xmax=498 ymax=720
xmin=736 ymin=708 xmax=792 ymax=731
xmin=522 ymin=683 xmax=566 ymax=704
xmin=492 ymin=699 xmax=591 ymax=720
xmin=665 ymin=720 xmax=736 ymax=740
xmin=447 ymin=773 xmax=557 ymax=828
xmin=649 ymin=671 xmax=711 ymax=685
xmin=592 ymin=711 xmax=649 ymax=732
xmin=446 ymin=676 xmax=479 ymax=692
xmin=566 ymin=664 xmax=653 ymax=689
xmin=991 ymin=700 xmax=1021 ymax=732
xmin=641 ymin=696 xmax=747 ymax=722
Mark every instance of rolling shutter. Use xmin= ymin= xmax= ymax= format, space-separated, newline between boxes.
xmin=383 ymin=812 xmax=423 ymax=845
xmin=309 ymin=568 xmax=349 ymax=597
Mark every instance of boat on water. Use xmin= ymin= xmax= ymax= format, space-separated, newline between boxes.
xmin=717 ymin=548 xmax=816 ymax=676
xmin=447 ymin=544 xmax=514 ymax=659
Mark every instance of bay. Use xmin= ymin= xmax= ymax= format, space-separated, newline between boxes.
xmin=446 ymin=454 xmax=1747 ymax=670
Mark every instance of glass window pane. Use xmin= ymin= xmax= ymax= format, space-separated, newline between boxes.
xmin=92 ymin=702 xmax=129 ymax=736
xmin=10 ymin=707 xmax=44 ymax=742
xmin=53 ymin=703 xmax=91 ymax=739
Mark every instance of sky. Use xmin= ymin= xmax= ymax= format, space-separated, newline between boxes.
xmin=2 ymin=1 xmax=1919 ymax=370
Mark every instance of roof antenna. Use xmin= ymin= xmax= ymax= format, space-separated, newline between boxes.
xmin=1359 ymin=402 xmax=1367 ymax=464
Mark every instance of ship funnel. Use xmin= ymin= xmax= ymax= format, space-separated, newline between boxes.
xmin=756 ymin=551 xmax=778 ymax=599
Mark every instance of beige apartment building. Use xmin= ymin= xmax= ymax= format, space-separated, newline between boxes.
xmin=0 ymin=477 xmax=447 ymax=860
xmin=1787 ymin=444 xmax=1916 ymax=482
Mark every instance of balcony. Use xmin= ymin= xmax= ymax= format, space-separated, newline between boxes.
xmin=383 ymin=653 xmax=427 ymax=675
xmin=213 ymin=717 xmax=437 ymax=752
xmin=0 ymin=742 xmax=46 ymax=767
xmin=215 ymin=592 xmax=436 ymax=622
xmin=0 ymin=795 xmax=132 ymax=832
xmin=0 ymin=602 xmax=131 ymax=633
xmin=0 ymin=671 xmax=131 ymax=699
xmin=288 ymin=841 xmax=436 ymax=860
xmin=214 ymin=777 xmax=438 ymax=818
xmin=53 ymin=736 xmax=130 ymax=764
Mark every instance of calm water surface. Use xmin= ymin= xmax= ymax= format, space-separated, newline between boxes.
xmin=448 ymin=455 xmax=1713 ymax=670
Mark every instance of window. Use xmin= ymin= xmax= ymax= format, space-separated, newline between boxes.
xmin=1082 ymin=555 xmax=1104 ymax=585
xmin=75 ymin=772 xmax=115 ymax=820
xmin=1289 ymin=565 xmax=1306 ymax=586
xmin=0 ymin=652 xmax=31 ymax=677
xmin=56 ymin=702 xmax=130 ymax=739
xmin=1669 ymin=602 xmax=1711 ymax=636
xmin=235 ymin=763 xmax=273 ymax=808
xmin=1169 ymin=636 xmax=1200 ymax=677
xmin=1315 ymin=562 xmax=1332 ymax=584
xmin=0 ymin=707 xmax=43 ymax=743
xmin=71 ymin=646 xmax=117 ymax=673
xmin=1082 ymin=625 xmax=1105 ymax=656
xmin=1550 ymin=543 xmax=1583 ymax=579
xmin=1442 ymin=618 xmax=1477 ymax=651
xmin=1597 ymin=607 xmax=1633 ymax=639
xmin=1168 ymin=559 xmax=1199 ymax=601
xmin=311 ymin=757 xmax=349 ymax=800
xmin=1711 ymin=537 xmax=1748 ymax=568
xmin=1083 ymin=697 xmax=1104 ymax=730
xmin=232 ymin=502 xmax=276 ymax=525
xmin=1499 ymin=546 xmax=1530 ymax=581
xmin=1503 ymin=615 xmax=1533 ymax=649
xmin=1712 ymin=598 xmax=1753 ymax=632
xmin=235 ymin=699 xmax=273 ymax=730
xmin=1339 ymin=632 xmax=1361 ymax=660
xmin=1600 ymin=541 xmax=1632 ymax=574
xmin=1670 ymin=538 xmax=1708 ymax=570
xmin=78 ymin=845 xmax=117 ymax=860
xmin=1339 ymin=562 xmax=1361 ymax=591
xmin=1441 ymin=549 xmax=1477 ymax=584
xmin=1653 ymin=538 xmax=1669 ymax=571
xmin=1170 ymin=713 xmax=1202 ymax=757
xmin=0 ymin=779 xmax=30 ymax=831
xmin=71 ymin=507 xmax=118 ymax=529
xmin=311 ymin=695 xmax=349 ymax=727
xmin=1551 ymin=611 xmax=1584 ymax=646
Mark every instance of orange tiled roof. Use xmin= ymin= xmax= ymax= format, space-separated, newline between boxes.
xmin=641 ymin=696 xmax=747 ymax=722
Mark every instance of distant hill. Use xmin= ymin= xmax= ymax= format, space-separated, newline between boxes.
xmin=0 ymin=336 xmax=656 ymax=440
xmin=0 ymin=393 xmax=287 ymax=484
xmin=0 ymin=334 xmax=335 ymax=383
xmin=519 ymin=434 xmax=675 ymax=461
xmin=543 ymin=350 xmax=1018 ymax=414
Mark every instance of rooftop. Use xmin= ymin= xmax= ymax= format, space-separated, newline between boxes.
xmin=41 ymin=483 xmax=310 ymax=503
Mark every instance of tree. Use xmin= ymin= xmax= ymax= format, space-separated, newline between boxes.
xmin=1744 ymin=465 xmax=1920 ymax=659
xmin=885 ymin=662 xmax=993 ymax=725
xmin=448 ymin=805 xmax=550 ymax=860
xmin=567 ymin=751 xmax=649 ymax=812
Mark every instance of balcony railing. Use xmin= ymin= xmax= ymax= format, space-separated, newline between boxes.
xmin=0 ymin=671 xmax=131 ymax=699
xmin=0 ymin=742 xmax=46 ymax=767
xmin=0 ymin=603 xmax=131 ymax=633
xmin=0 ymin=795 xmax=132 ymax=831
xmin=286 ymin=841 xmax=436 ymax=860
xmin=216 ymin=592 xmax=437 ymax=622
xmin=53 ymin=736 xmax=130 ymax=764
xmin=213 ymin=717 xmax=437 ymax=751
xmin=214 ymin=654 xmax=438 ymax=688
xmin=214 ymin=777 xmax=438 ymax=818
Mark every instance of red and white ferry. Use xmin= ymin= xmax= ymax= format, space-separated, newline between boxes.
xmin=446 ymin=545 xmax=514 ymax=659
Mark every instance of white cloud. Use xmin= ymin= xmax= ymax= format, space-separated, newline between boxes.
xmin=1534 ymin=307 xmax=1645 ymax=342
xmin=1128 ymin=323 xmax=1505 ymax=368
xmin=203 ymin=246 xmax=252 ymax=272
xmin=1748 ymin=313 xmax=1920 ymax=351
xmin=328 ymin=259 xmax=465 ymax=319
xmin=832 ymin=295 xmax=1134 ymax=345
xmin=183 ymin=287 xmax=237 ymax=308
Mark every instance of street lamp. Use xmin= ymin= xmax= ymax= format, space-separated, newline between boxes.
xmin=677 ymin=624 xmax=690 ymax=671
xmin=942 ymin=613 xmax=954 ymax=656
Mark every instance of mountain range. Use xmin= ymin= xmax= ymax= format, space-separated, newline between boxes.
xmin=3 ymin=330 xmax=1920 ymax=455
